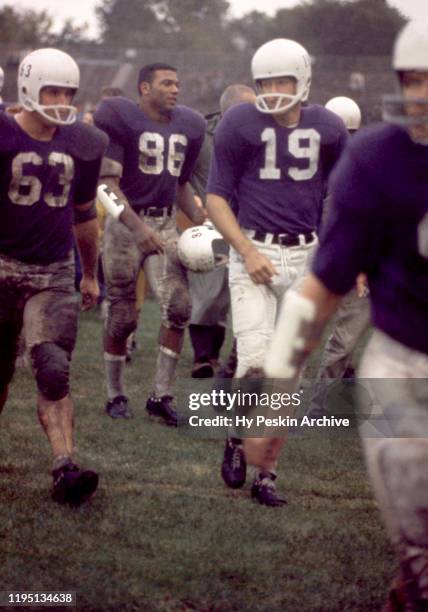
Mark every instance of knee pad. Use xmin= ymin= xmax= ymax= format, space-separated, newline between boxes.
xmin=163 ymin=285 xmax=191 ymax=329
xmin=31 ymin=342 xmax=70 ymax=401
xmin=106 ymin=299 xmax=138 ymax=344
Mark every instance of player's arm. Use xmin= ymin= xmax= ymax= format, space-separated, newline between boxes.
xmin=176 ymin=181 xmax=207 ymax=225
xmin=265 ymin=273 xmax=340 ymax=379
xmin=98 ymin=172 xmax=164 ymax=255
xmin=72 ymin=200 xmax=100 ymax=311
xmin=206 ymin=193 xmax=278 ymax=284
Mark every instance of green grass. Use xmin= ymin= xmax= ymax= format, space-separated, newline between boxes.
xmin=0 ymin=300 xmax=394 ymax=611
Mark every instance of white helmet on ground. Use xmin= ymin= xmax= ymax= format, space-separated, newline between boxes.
xmin=177 ymin=224 xmax=228 ymax=273
xmin=251 ymin=38 xmax=311 ymax=114
xmin=18 ymin=48 xmax=80 ymax=126
xmin=383 ymin=19 xmax=428 ymax=144
xmin=325 ymin=96 xmax=362 ymax=131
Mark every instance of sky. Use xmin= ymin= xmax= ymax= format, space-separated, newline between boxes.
xmin=4 ymin=0 xmax=427 ymax=38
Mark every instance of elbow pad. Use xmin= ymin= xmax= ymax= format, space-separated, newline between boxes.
xmin=97 ymin=184 xmax=125 ymax=220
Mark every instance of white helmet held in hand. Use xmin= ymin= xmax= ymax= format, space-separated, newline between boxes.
xmin=251 ymin=38 xmax=311 ymax=114
xmin=18 ymin=48 xmax=80 ymax=126
xmin=325 ymin=96 xmax=362 ymax=131
xmin=177 ymin=224 xmax=228 ymax=272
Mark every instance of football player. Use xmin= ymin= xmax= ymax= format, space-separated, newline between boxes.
xmin=94 ymin=63 xmax=206 ymax=423
xmin=266 ymin=20 xmax=428 ymax=608
xmin=307 ymin=96 xmax=371 ymax=417
xmin=188 ymin=84 xmax=256 ymax=379
xmin=206 ymin=39 xmax=348 ymax=506
xmin=0 ymin=48 xmax=107 ymax=504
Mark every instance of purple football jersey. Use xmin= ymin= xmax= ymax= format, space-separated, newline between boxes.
xmin=207 ymin=103 xmax=348 ymax=234
xmin=94 ymin=97 xmax=206 ymax=213
xmin=0 ymin=113 xmax=107 ymax=264
xmin=313 ymin=123 xmax=428 ymax=355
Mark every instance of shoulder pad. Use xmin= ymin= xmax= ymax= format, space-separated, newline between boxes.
xmin=173 ymin=105 xmax=206 ymax=139
xmin=348 ymin=123 xmax=400 ymax=168
xmin=222 ymin=102 xmax=259 ymax=129
xmin=306 ymin=104 xmax=345 ymax=129
xmin=67 ymin=121 xmax=108 ymax=161
xmin=94 ymin=96 xmax=139 ymax=140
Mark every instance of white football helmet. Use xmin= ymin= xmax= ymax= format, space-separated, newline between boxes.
xmin=177 ymin=224 xmax=228 ymax=273
xmin=325 ymin=96 xmax=361 ymax=131
xmin=383 ymin=19 xmax=428 ymax=144
xmin=251 ymin=39 xmax=311 ymax=114
xmin=18 ymin=48 xmax=80 ymax=126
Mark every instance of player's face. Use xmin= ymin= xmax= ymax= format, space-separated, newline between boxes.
xmin=147 ymin=70 xmax=179 ymax=113
xmin=39 ymin=86 xmax=76 ymax=124
xmin=401 ymin=71 xmax=428 ymax=144
xmin=258 ymin=76 xmax=296 ymax=111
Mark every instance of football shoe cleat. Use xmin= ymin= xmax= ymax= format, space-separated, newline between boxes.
xmin=251 ymin=472 xmax=287 ymax=507
xmin=221 ymin=438 xmax=247 ymax=489
xmin=52 ymin=462 xmax=99 ymax=505
xmin=146 ymin=395 xmax=179 ymax=427
xmin=105 ymin=395 xmax=133 ymax=419
xmin=191 ymin=358 xmax=214 ymax=379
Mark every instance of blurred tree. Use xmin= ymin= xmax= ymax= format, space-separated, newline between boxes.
xmin=96 ymin=0 xmax=165 ymax=47
xmin=270 ymin=0 xmax=406 ymax=56
xmin=52 ymin=19 xmax=92 ymax=46
xmin=157 ymin=0 xmax=232 ymax=51
xmin=96 ymin=0 xmax=233 ymax=51
xmin=228 ymin=11 xmax=275 ymax=51
xmin=0 ymin=6 xmax=54 ymax=45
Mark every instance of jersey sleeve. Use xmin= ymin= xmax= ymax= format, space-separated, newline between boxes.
xmin=207 ymin=111 xmax=245 ymax=201
xmin=178 ymin=115 xmax=206 ymax=186
xmin=312 ymin=145 xmax=383 ymax=295
xmin=322 ymin=115 xmax=349 ymax=180
xmin=94 ymin=98 xmax=129 ymax=169
xmin=73 ymin=127 xmax=108 ymax=205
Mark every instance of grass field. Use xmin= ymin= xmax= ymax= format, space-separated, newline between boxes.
xmin=0 ymin=299 xmax=395 ymax=611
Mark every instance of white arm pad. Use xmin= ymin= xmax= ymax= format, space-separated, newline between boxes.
xmin=97 ymin=184 xmax=125 ymax=220
xmin=265 ymin=291 xmax=316 ymax=378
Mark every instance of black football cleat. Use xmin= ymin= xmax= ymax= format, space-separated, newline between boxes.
xmin=221 ymin=438 xmax=247 ymax=489
xmin=146 ymin=395 xmax=179 ymax=427
xmin=251 ymin=472 xmax=287 ymax=507
xmin=52 ymin=462 xmax=99 ymax=505
xmin=191 ymin=359 xmax=214 ymax=379
xmin=105 ymin=395 xmax=133 ymax=419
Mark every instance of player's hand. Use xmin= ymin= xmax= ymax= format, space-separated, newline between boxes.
xmin=243 ymin=246 xmax=278 ymax=284
xmin=133 ymin=219 xmax=165 ymax=256
xmin=191 ymin=196 xmax=208 ymax=225
xmin=356 ymin=273 xmax=369 ymax=298
xmin=80 ymin=275 xmax=100 ymax=311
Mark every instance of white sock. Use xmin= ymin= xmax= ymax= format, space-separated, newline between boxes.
xmin=104 ymin=352 xmax=126 ymax=400
xmin=152 ymin=346 xmax=178 ymax=398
